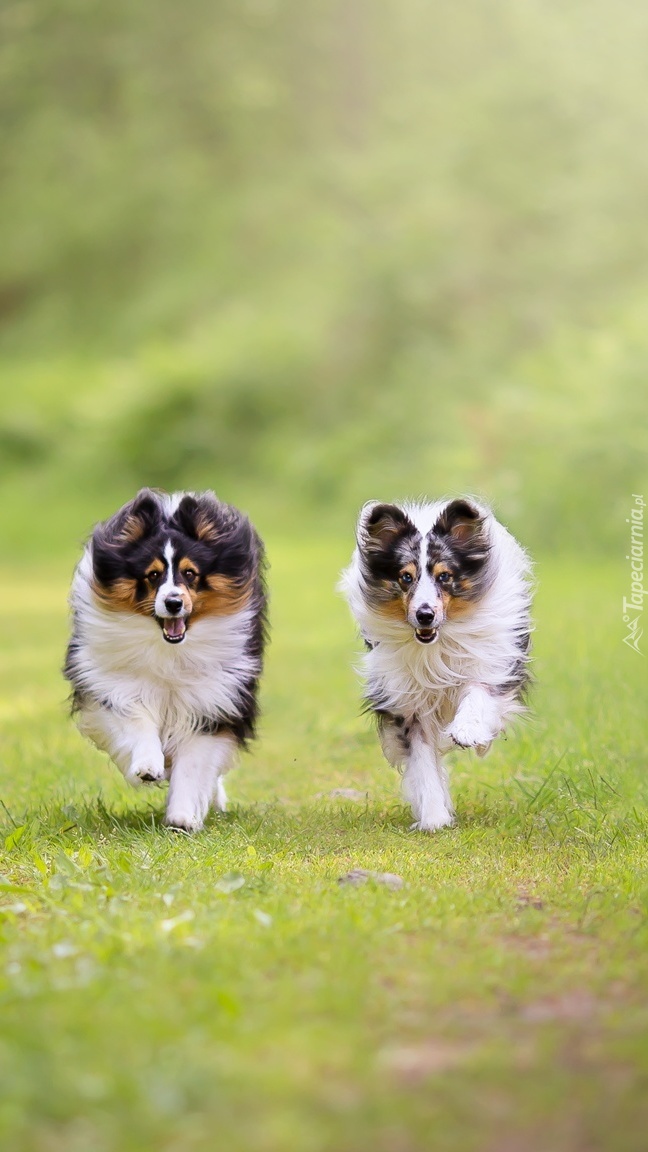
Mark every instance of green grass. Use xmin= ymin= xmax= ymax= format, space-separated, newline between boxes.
xmin=1 ymin=542 xmax=647 ymax=1151
xmin=3 ymin=2 xmax=647 ymax=1144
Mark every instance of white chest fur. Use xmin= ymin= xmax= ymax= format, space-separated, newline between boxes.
xmin=69 ymin=555 xmax=258 ymax=740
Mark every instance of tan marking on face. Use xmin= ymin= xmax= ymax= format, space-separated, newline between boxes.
xmin=432 ymin=562 xmax=452 ymax=580
xmin=178 ymin=558 xmax=199 ymax=579
xmin=445 ymin=578 xmax=479 ymax=620
xmin=92 ymin=577 xmax=156 ymax=617
xmin=375 ymin=566 xmax=419 ymax=622
xmin=176 ymin=559 xmax=199 ymax=615
xmin=191 ymin=574 xmax=253 ymax=618
xmin=145 ymin=560 xmax=164 ymax=580
xmin=445 ymin=597 xmax=476 ymax=620
xmin=375 ymin=589 xmax=409 ymax=623
xmin=399 ymin=562 xmax=417 ymax=585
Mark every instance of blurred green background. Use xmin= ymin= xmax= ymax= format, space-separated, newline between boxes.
xmin=1 ymin=0 xmax=647 ymax=556
xmin=2 ymin=11 xmax=648 ymax=1149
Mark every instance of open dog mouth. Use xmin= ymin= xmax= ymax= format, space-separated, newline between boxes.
xmin=414 ymin=626 xmax=439 ymax=645
xmin=156 ymin=616 xmax=188 ymax=644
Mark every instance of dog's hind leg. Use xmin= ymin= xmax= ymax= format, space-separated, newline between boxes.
xmin=402 ymin=727 xmax=454 ymax=832
xmin=165 ymin=732 xmax=237 ymax=832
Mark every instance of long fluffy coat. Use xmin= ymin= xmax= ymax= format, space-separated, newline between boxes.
xmin=65 ymin=488 xmax=267 ymax=831
xmin=339 ymin=498 xmax=532 ymax=830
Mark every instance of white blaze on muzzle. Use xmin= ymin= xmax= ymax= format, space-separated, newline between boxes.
xmin=408 ymin=536 xmax=444 ymax=643
xmin=154 ymin=540 xmax=189 ymax=643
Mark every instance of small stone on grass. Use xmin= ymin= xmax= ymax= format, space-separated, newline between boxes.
xmin=315 ymin=789 xmax=369 ymax=801
xmin=338 ymin=869 xmax=404 ymax=890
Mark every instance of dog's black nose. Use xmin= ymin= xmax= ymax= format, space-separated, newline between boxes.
xmin=164 ymin=595 xmax=183 ymax=615
xmin=415 ymin=605 xmax=435 ymax=626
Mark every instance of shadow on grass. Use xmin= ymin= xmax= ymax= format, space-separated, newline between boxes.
xmin=2 ymin=792 xmax=415 ymax=847
xmin=2 ymin=760 xmax=644 ymax=859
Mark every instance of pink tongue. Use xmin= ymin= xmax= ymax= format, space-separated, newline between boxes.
xmin=165 ymin=617 xmax=185 ymax=638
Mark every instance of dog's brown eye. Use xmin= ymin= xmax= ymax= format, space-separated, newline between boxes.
xmin=399 ymin=571 xmax=414 ymax=588
xmin=146 ymin=570 xmax=160 ymax=584
xmin=184 ymin=569 xmax=197 ymax=584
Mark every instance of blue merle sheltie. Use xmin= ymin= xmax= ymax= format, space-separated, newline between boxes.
xmin=64 ymin=488 xmax=267 ymax=831
xmin=340 ymin=498 xmax=532 ymax=831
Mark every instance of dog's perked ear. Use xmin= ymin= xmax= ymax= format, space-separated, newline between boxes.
xmin=104 ymin=489 xmax=162 ymax=545
xmin=434 ymin=499 xmax=484 ymax=544
xmin=172 ymin=494 xmax=263 ymax=581
xmin=91 ymin=489 xmax=163 ymax=584
xmin=358 ymin=502 xmax=412 ymax=553
xmin=172 ymin=493 xmax=221 ymax=545
xmin=434 ymin=499 xmax=491 ymax=571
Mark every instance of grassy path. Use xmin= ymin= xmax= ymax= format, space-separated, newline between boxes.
xmin=0 ymin=543 xmax=646 ymax=1151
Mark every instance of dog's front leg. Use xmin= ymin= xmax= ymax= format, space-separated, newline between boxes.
xmin=165 ymin=731 xmax=237 ymax=832
xmin=402 ymin=727 xmax=454 ymax=832
xmin=78 ymin=705 xmax=165 ymax=785
xmin=447 ymin=685 xmax=502 ymax=754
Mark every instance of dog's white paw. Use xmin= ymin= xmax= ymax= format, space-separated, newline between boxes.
xmin=127 ymin=758 xmax=166 ymax=786
xmin=164 ymin=809 xmax=206 ymax=833
xmin=164 ymin=792 xmax=209 ymax=833
xmin=448 ymin=689 xmax=501 ymax=751
xmin=410 ymin=809 xmax=455 ymax=833
xmin=448 ymin=718 xmax=496 ymax=750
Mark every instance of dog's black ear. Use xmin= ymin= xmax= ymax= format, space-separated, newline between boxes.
xmin=434 ymin=500 xmax=491 ymax=568
xmin=96 ymin=488 xmax=162 ymax=548
xmin=91 ymin=490 xmax=162 ymax=584
xmin=173 ymin=493 xmax=221 ymax=544
xmin=359 ymin=502 xmax=411 ymax=552
xmin=173 ymin=494 xmax=200 ymax=539
xmin=110 ymin=489 xmax=162 ymax=545
xmin=434 ymin=499 xmax=485 ymax=544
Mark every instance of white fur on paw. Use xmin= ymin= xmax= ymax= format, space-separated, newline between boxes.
xmin=164 ymin=809 xmax=205 ymax=833
xmin=448 ymin=719 xmax=496 ymax=750
xmin=164 ymin=787 xmax=210 ymax=831
xmin=127 ymin=759 xmax=166 ymax=786
xmin=410 ymin=810 xmax=455 ymax=833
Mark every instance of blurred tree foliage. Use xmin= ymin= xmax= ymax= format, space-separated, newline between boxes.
xmin=0 ymin=0 xmax=646 ymax=552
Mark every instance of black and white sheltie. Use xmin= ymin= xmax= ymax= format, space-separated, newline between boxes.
xmin=64 ymin=488 xmax=267 ymax=831
xmin=340 ymin=498 xmax=532 ymax=831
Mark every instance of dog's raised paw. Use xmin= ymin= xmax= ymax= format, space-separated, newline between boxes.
xmin=448 ymin=721 xmax=495 ymax=750
xmin=128 ymin=760 xmax=166 ymax=786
